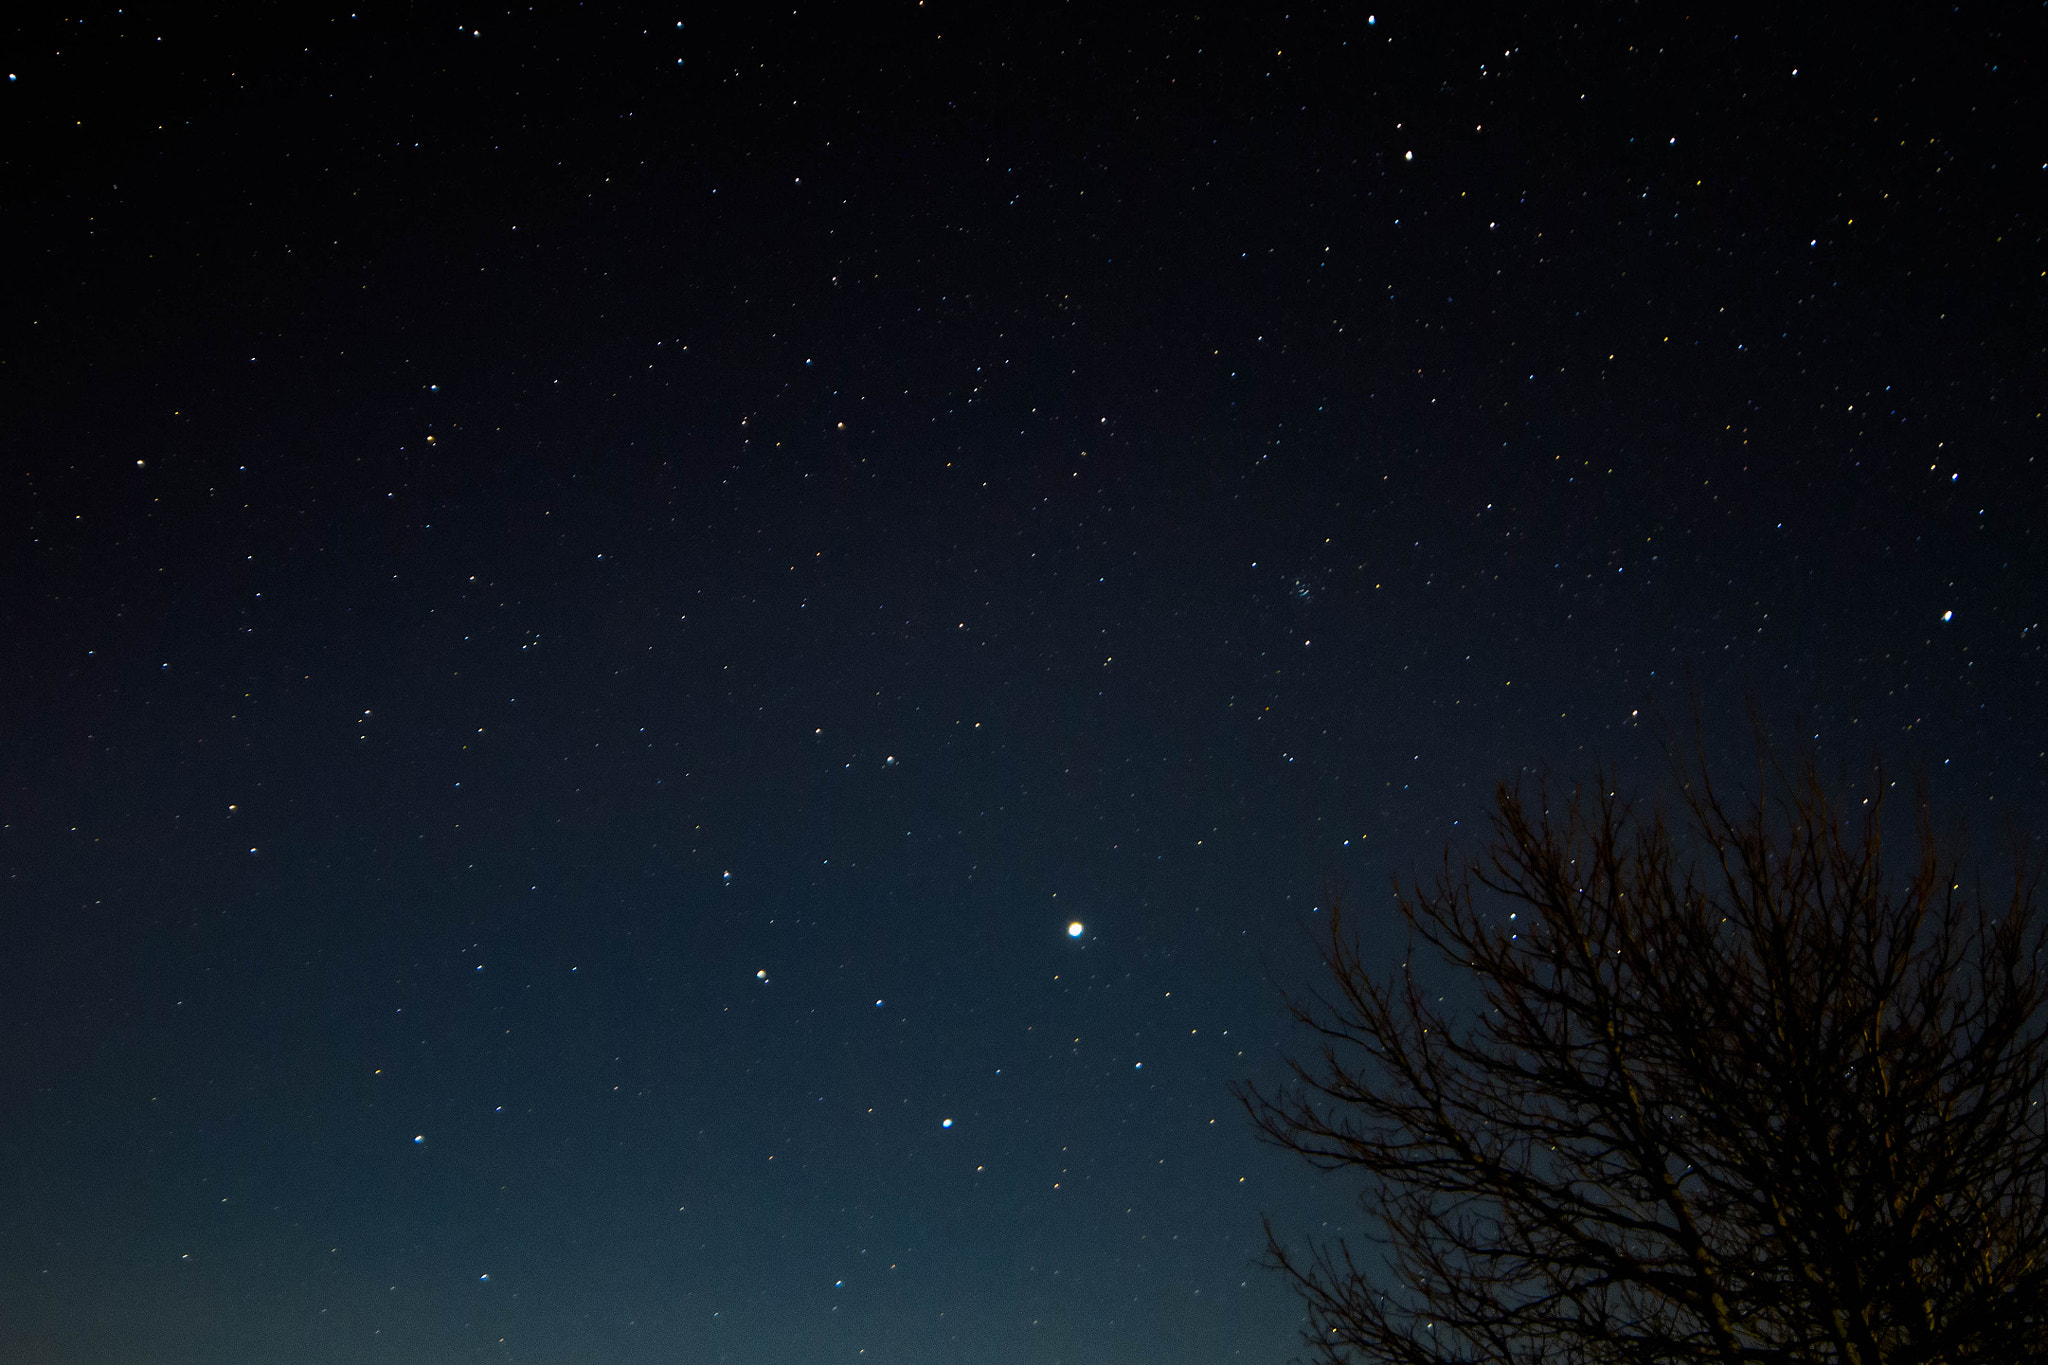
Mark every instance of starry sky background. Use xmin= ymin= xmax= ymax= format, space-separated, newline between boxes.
xmin=2 ymin=4 xmax=2042 ymax=1363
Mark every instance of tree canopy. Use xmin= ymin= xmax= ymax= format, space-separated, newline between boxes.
xmin=1244 ymin=755 xmax=2048 ymax=1364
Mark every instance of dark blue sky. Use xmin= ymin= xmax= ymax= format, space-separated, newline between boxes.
xmin=3 ymin=5 xmax=2041 ymax=1363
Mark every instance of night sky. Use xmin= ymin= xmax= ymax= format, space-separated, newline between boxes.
xmin=3 ymin=5 xmax=2042 ymax=1363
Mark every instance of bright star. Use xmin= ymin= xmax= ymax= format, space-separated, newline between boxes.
xmin=1067 ymin=921 xmax=1084 ymax=938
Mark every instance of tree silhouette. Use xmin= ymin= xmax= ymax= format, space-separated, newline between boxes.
xmin=1242 ymin=753 xmax=2048 ymax=1364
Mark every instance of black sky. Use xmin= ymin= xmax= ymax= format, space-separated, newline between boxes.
xmin=3 ymin=4 xmax=2043 ymax=1363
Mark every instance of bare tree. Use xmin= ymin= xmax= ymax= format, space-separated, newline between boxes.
xmin=1241 ymin=754 xmax=2048 ymax=1364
